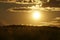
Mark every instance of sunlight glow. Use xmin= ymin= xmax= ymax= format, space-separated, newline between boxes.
xmin=32 ymin=11 xmax=41 ymax=20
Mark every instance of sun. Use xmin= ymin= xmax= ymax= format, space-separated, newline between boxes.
xmin=32 ymin=11 xmax=41 ymax=20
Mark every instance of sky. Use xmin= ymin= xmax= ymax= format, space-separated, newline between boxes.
xmin=0 ymin=8 xmax=60 ymax=26
xmin=0 ymin=2 xmax=60 ymax=26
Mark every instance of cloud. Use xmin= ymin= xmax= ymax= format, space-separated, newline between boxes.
xmin=46 ymin=17 xmax=60 ymax=26
xmin=40 ymin=21 xmax=60 ymax=27
xmin=55 ymin=17 xmax=60 ymax=20
xmin=39 ymin=17 xmax=60 ymax=26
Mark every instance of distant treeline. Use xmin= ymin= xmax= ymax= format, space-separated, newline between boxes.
xmin=0 ymin=25 xmax=60 ymax=40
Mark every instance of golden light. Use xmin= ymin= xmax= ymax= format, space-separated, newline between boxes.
xmin=30 ymin=5 xmax=39 ymax=9
xmin=30 ymin=6 xmax=36 ymax=9
xmin=32 ymin=11 xmax=41 ymax=20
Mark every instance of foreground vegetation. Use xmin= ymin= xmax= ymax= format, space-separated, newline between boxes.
xmin=0 ymin=25 xmax=60 ymax=40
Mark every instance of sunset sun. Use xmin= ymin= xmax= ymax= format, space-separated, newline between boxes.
xmin=32 ymin=11 xmax=41 ymax=20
